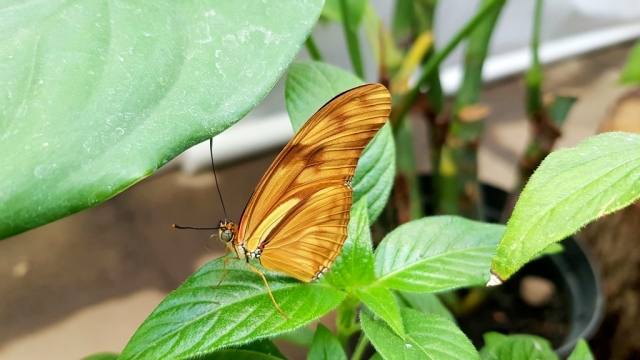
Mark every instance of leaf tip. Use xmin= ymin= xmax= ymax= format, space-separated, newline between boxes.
xmin=486 ymin=271 xmax=504 ymax=287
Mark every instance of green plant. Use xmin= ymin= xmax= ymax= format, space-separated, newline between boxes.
xmin=4 ymin=1 xmax=640 ymax=360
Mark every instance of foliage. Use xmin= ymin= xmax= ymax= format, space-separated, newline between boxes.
xmin=7 ymin=0 xmax=640 ymax=359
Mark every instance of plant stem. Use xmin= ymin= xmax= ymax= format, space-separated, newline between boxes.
xmin=504 ymin=0 xmax=578 ymax=219
xmin=437 ymin=0 xmax=505 ymax=219
xmin=305 ymin=35 xmax=323 ymax=62
xmin=350 ymin=332 xmax=370 ymax=360
xmin=390 ymin=0 xmax=506 ymax=129
xmin=340 ymin=0 xmax=365 ymax=79
xmin=336 ymin=294 xmax=361 ymax=348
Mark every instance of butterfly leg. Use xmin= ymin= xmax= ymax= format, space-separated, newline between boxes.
xmin=214 ymin=257 xmax=238 ymax=288
xmin=246 ymin=262 xmax=289 ymax=319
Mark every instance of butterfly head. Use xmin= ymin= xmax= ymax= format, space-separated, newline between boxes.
xmin=218 ymin=220 xmax=237 ymax=242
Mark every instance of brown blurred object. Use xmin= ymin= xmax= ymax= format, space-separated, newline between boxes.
xmin=581 ymin=86 xmax=640 ymax=360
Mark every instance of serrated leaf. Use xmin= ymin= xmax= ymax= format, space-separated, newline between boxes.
xmin=396 ymin=291 xmax=455 ymax=323
xmin=374 ymin=216 xmax=504 ymax=292
xmin=326 ymin=200 xmax=375 ymax=288
xmin=120 ymin=257 xmax=344 ymax=360
xmin=233 ymin=339 xmax=287 ymax=360
xmin=307 ymin=324 xmax=347 ymax=360
xmin=199 ymin=349 xmax=283 ymax=360
xmin=0 ymin=0 xmax=324 ymax=240
xmin=621 ymin=41 xmax=640 ymax=84
xmin=492 ymin=132 xmax=640 ymax=279
xmin=354 ymin=285 xmax=404 ymax=336
xmin=82 ymin=354 xmax=119 ymax=360
xmin=284 ymin=61 xmax=395 ymax=223
xmin=567 ymin=339 xmax=595 ymax=360
xmin=481 ymin=334 xmax=557 ymax=360
xmin=361 ymin=308 xmax=479 ymax=360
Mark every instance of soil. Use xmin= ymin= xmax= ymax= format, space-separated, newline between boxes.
xmin=455 ymin=258 xmax=572 ymax=350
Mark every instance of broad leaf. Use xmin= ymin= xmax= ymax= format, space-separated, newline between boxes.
xmin=326 ymin=200 xmax=375 ymax=288
xmin=307 ymin=324 xmax=347 ymax=360
xmin=492 ymin=132 xmax=640 ymax=280
xmin=120 ymin=257 xmax=344 ymax=360
xmin=284 ymin=61 xmax=395 ymax=223
xmin=567 ymin=339 xmax=594 ymax=360
xmin=199 ymin=350 xmax=283 ymax=360
xmin=480 ymin=333 xmax=556 ymax=360
xmin=374 ymin=216 xmax=504 ymax=292
xmin=361 ymin=308 xmax=479 ymax=360
xmin=0 ymin=0 xmax=324 ymax=240
xmin=354 ymin=285 xmax=404 ymax=336
xmin=396 ymin=292 xmax=455 ymax=323
xmin=621 ymin=41 xmax=640 ymax=84
xmin=233 ymin=339 xmax=287 ymax=360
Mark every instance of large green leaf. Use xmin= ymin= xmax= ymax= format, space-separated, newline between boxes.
xmin=325 ymin=199 xmax=375 ymax=288
xmin=361 ymin=308 xmax=479 ymax=360
xmin=284 ymin=61 xmax=395 ymax=223
xmin=120 ymin=257 xmax=344 ymax=360
xmin=492 ymin=132 xmax=640 ymax=280
xmin=307 ymin=324 xmax=347 ymax=360
xmin=396 ymin=291 xmax=456 ymax=323
xmin=374 ymin=216 xmax=504 ymax=292
xmin=479 ymin=332 xmax=556 ymax=360
xmin=233 ymin=339 xmax=287 ymax=360
xmin=199 ymin=350 xmax=283 ymax=360
xmin=0 ymin=0 xmax=323 ymax=240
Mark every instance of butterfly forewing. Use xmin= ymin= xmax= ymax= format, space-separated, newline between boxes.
xmin=236 ymin=84 xmax=391 ymax=282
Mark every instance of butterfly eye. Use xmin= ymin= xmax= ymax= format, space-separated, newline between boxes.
xmin=219 ymin=229 xmax=234 ymax=242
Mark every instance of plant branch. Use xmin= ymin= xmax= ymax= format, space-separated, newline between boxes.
xmin=390 ymin=0 xmax=506 ymax=129
xmin=305 ymin=35 xmax=323 ymax=62
xmin=340 ymin=0 xmax=365 ymax=79
xmin=350 ymin=331 xmax=370 ymax=360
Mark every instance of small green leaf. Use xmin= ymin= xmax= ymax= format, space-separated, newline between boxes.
xmin=492 ymin=132 xmax=640 ymax=280
xmin=321 ymin=0 xmax=368 ymax=25
xmin=361 ymin=308 xmax=479 ymax=360
xmin=354 ymin=285 xmax=404 ymax=336
xmin=274 ymin=326 xmax=315 ymax=346
xmin=396 ymin=291 xmax=456 ymax=323
xmin=199 ymin=349 xmax=283 ymax=360
xmin=374 ymin=216 xmax=504 ymax=292
xmin=621 ymin=41 xmax=640 ymax=84
xmin=480 ymin=333 xmax=557 ymax=360
xmin=0 ymin=0 xmax=324 ymax=240
xmin=233 ymin=339 xmax=287 ymax=360
xmin=120 ymin=257 xmax=344 ymax=360
xmin=308 ymin=324 xmax=347 ymax=360
xmin=82 ymin=353 xmax=119 ymax=360
xmin=326 ymin=200 xmax=375 ymax=288
xmin=567 ymin=339 xmax=595 ymax=360
xmin=284 ymin=61 xmax=395 ymax=223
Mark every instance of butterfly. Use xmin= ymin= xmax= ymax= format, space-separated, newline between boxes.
xmin=180 ymin=83 xmax=391 ymax=317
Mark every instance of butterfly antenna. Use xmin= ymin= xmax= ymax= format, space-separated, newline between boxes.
xmin=210 ymin=138 xmax=228 ymax=221
xmin=172 ymin=224 xmax=220 ymax=230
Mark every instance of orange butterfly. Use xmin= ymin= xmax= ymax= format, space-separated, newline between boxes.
xmin=185 ymin=84 xmax=391 ymax=317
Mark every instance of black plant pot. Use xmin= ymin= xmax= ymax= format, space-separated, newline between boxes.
xmin=419 ymin=175 xmax=604 ymax=357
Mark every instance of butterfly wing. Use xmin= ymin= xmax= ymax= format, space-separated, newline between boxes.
xmin=236 ymin=83 xmax=391 ymax=282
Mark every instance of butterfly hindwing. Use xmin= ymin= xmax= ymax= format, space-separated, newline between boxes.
xmin=236 ymin=84 xmax=391 ymax=282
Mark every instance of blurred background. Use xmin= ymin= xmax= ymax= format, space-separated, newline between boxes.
xmin=1 ymin=0 xmax=639 ymax=359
